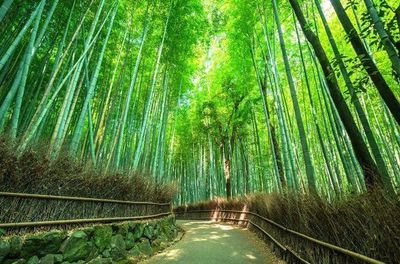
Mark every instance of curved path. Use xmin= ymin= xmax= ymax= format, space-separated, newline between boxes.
xmin=143 ymin=220 xmax=285 ymax=264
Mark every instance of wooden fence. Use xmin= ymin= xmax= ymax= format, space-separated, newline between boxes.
xmin=175 ymin=209 xmax=385 ymax=264
xmin=0 ymin=192 xmax=171 ymax=234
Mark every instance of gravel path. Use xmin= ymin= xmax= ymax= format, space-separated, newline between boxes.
xmin=143 ymin=220 xmax=285 ymax=264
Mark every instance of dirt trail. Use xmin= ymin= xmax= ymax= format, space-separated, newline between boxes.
xmin=143 ymin=220 xmax=285 ymax=264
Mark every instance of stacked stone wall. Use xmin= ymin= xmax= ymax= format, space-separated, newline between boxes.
xmin=0 ymin=215 xmax=177 ymax=264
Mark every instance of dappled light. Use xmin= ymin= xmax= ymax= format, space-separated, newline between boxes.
xmin=239 ymin=204 xmax=248 ymax=221
xmin=159 ymin=249 xmax=183 ymax=262
xmin=146 ymin=220 xmax=281 ymax=264
xmin=246 ymin=254 xmax=257 ymax=260
xmin=0 ymin=0 xmax=399 ymax=262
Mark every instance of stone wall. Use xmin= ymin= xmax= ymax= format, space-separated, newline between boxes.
xmin=0 ymin=215 xmax=177 ymax=264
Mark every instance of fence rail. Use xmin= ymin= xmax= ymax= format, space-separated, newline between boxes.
xmin=0 ymin=192 xmax=171 ymax=206
xmin=175 ymin=209 xmax=384 ymax=264
xmin=0 ymin=212 xmax=172 ymax=229
xmin=0 ymin=192 xmax=172 ymax=232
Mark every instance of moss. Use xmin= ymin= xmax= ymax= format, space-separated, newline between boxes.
xmin=125 ymin=232 xmax=136 ymax=250
xmin=109 ymin=235 xmax=126 ymax=261
xmin=92 ymin=226 xmax=112 ymax=252
xmin=1 ymin=216 xmax=176 ymax=264
xmin=26 ymin=256 xmax=39 ymax=264
xmin=86 ymin=257 xmax=113 ymax=264
xmin=133 ymin=224 xmax=144 ymax=241
xmin=137 ymin=239 xmax=152 ymax=256
xmin=0 ymin=240 xmax=10 ymax=261
xmin=9 ymin=236 xmax=23 ymax=257
xmin=21 ymin=231 xmax=66 ymax=258
xmin=61 ymin=231 xmax=93 ymax=262
xmin=143 ymin=224 xmax=154 ymax=240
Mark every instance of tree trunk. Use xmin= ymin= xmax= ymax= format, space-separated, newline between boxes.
xmin=363 ymin=0 xmax=400 ymax=77
xmin=315 ymin=0 xmax=395 ymax=194
xmin=221 ymin=141 xmax=232 ymax=199
xmin=289 ymin=0 xmax=383 ymax=190
xmin=256 ymin=13 xmax=298 ymax=188
xmin=70 ymin=0 xmax=109 ymax=153
xmin=0 ymin=0 xmax=13 ymax=22
xmin=329 ymin=0 xmax=400 ymax=126
xmin=271 ymin=124 xmax=286 ymax=189
xmin=272 ymin=0 xmax=316 ymax=193
xmin=223 ymin=156 xmax=232 ymax=200
xmin=115 ymin=5 xmax=150 ymax=168
xmin=133 ymin=4 xmax=171 ymax=169
xmin=0 ymin=1 xmax=42 ymax=72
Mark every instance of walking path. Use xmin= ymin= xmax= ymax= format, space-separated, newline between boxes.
xmin=143 ymin=220 xmax=285 ymax=264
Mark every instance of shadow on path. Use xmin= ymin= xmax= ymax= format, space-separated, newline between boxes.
xmin=142 ymin=220 xmax=285 ymax=264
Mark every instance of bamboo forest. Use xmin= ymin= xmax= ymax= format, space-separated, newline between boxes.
xmin=0 ymin=0 xmax=400 ymax=263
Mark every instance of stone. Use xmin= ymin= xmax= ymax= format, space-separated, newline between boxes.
xmin=101 ymin=249 xmax=110 ymax=258
xmin=92 ymin=226 xmax=112 ymax=252
xmin=86 ymin=245 xmax=99 ymax=262
xmin=128 ymin=246 xmax=141 ymax=257
xmin=153 ymin=223 xmax=160 ymax=238
xmin=86 ymin=257 xmax=113 ymax=264
xmin=117 ymin=223 xmax=129 ymax=237
xmin=128 ymin=222 xmax=137 ymax=232
xmin=53 ymin=254 xmax=63 ymax=263
xmin=61 ymin=231 xmax=92 ymax=262
xmin=0 ymin=240 xmax=10 ymax=261
xmin=153 ymin=241 xmax=169 ymax=253
xmin=151 ymin=239 xmax=162 ymax=253
xmin=143 ymin=224 xmax=154 ymax=240
xmin=40 ymin=254 xmax=55 ymax=264
xmin=39 ymin=254 xmax=63 ymax=264
xmin=153 ymin=232 xmax=170 ymax=252
xmin=27 ymin=256 xmax=39 ymax=264
xmin=156 ymin=234 xmax=169 ymax=244
xmin=133 ymin=224 xmax=144 ymax=241
xmin=160 ymin=242 xmax=169 ymax=250
xmin=137 ymin=239 xmax=152 ymax=256
xmin=81 ymin=227 xmax=94 ymax=237
xmin=10 ymin=259 xmax=26 ymax=264
xmin=21 ymin=231 xmax=66 ymax=258
xmin=164 ymin=226 xmax=174 ymax=240
xmin=109 ymin=234 xmax=126 ymax=261
xmin=125 ymin=232 xmax=135 ymax=250
xmin=9 ymin=236 xmax=23 ymax=257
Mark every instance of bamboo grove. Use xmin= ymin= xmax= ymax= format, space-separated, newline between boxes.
xmin=0 ymin=0 xmax=399 ymax=204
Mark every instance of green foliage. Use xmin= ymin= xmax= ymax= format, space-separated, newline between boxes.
xmin=0 ymin=0 xmax=399 ymax=203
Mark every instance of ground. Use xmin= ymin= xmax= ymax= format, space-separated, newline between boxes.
xmin=142 ymin=220 xmax=285 ymax=264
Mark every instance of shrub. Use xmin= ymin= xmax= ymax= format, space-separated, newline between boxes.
xmin=0 ymin=137 xmax=176 ymax=231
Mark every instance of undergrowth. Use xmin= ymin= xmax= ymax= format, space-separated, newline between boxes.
xmin=0 ymin=137 xmax=175 ymax=203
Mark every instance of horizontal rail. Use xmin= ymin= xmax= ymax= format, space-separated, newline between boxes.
xmin=175 ymin=209 xmax=384 ymax=264
xmin=0 ymin=192 xmax=171 ymax=206
xmin=249 ymin=220 xmax=310 ymax=264
xmin=248 ymin=220 xmax=286 ymax=252
xmin=0 ymin=212 xmax=172 ymax=228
